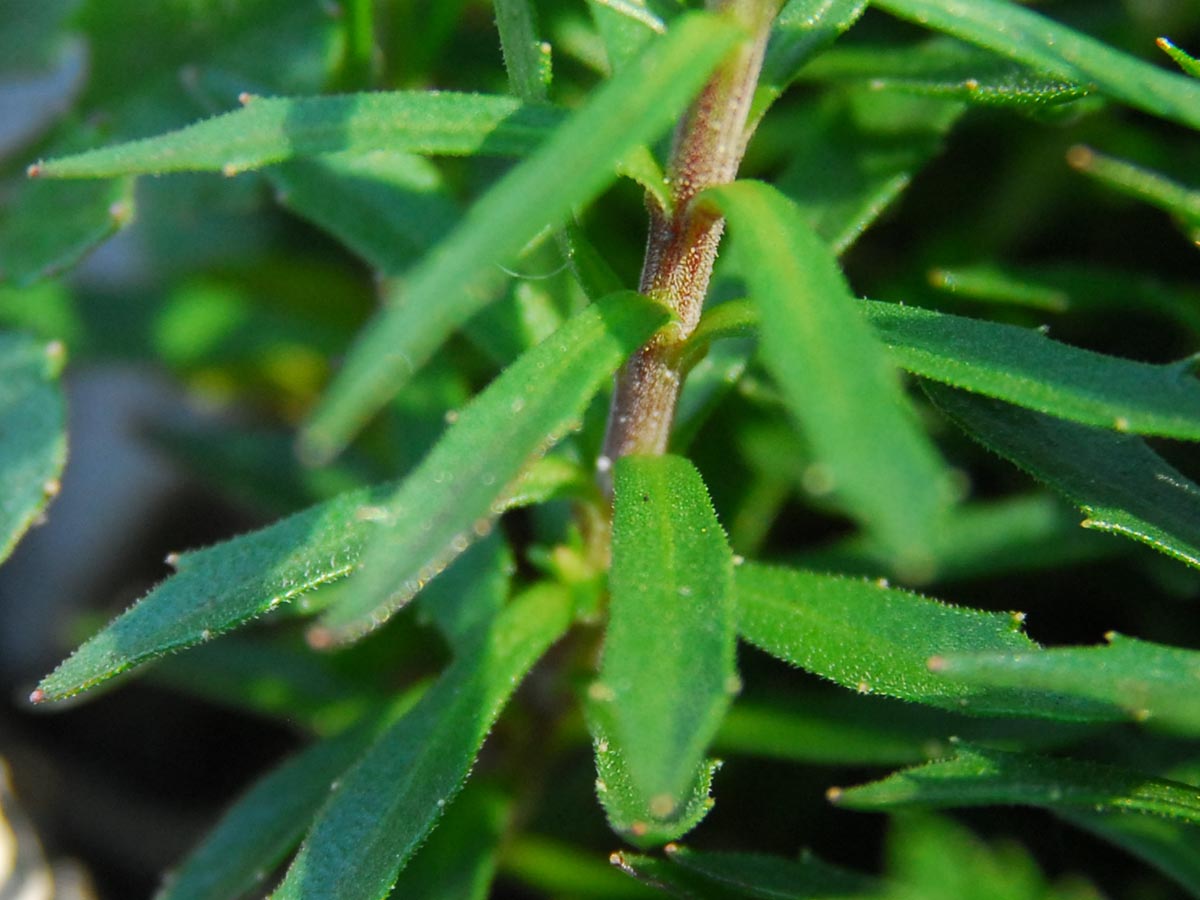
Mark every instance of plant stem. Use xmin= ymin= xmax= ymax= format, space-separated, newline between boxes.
xmin=599 ymin=1 xmax=779 ymax=483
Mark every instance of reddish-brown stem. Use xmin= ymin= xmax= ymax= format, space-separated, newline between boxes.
xmin=599 ymin=1 xmax=779 ymax=485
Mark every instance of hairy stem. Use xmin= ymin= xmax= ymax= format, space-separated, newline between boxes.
xmin=599 ymin=1 xmax=779 ymax=485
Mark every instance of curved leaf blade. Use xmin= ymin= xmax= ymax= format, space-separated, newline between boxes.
xmin=708 ymin=180 xmax=954 ymax=578
xmin=735 ymin=562 xmax=1112 ymax=719
xmin=271 ymin=583 xmax=572 ymax=900
xmin=925 ymin=382 xmax=1200 ymax=569
xmin=866 ymin=300 xmax=1200 ymax=441
xmin=598 ymin=455 xmax=736 ymax=813
xmin=0 ymin=333 xmax=66 ymax=564
xmin=872 ymin=0 xmax=1200 ymax=132
xmin=31 ymin=92 xmax=563 ymax=178
xmin=312 ymin=292 xmax=668 ymax=644
xmin=300 ymin=12 xmax=742 ymax=460
xmin=831 ymin=743 xmax=1200 ymax=825
xmin=930 ymin=633 xmax=1200 ymax=736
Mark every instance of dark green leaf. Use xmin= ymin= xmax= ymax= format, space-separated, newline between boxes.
xmin=736 ymin=562 xmax=1111 ymax=719
xmin=831 ymin=743 xmax=1200 ymax=825
xmin=925 ymin=383 xmax=1200 ymax=570
xmin=709 ymin=181 xmax=954 ymax=578
xmin=666 ymin=845 xmax=882 ymax=900
xmin=873 ymin=0 xmax=1200 ymax=132
xmin=599 ymin=455 xmax=736 ymax=812
xmin=929 ymin=633 xmax=1200 ymax=735
xmin=158 ymin=688 xmax=424 ymax=900
xmin=310 ymin=291 xmax=667 ymax=645
xmin=32 ymin=93 xmax=561 ymax=178
xmin=502 ymin=835 xmax=662 ymax=899
xmin=0 ymin=333 xmax=66 ymax=564
xmin=1059 ymin=809 xmax=1200 ymax=899
xmin=271 ymin=583 xmax=572 ymax=900
xmin=301 ymin=12 xmax=741 ymax=459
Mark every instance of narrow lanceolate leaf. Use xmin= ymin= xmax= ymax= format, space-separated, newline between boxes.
xmin=0 ymin=334 xmax=66 ymax=563
xmin=493 ymin=0 xmax=550 ymax=102
xmin=1060 ymin=809 xmax=1200 ymax=899
xmin=864 ymin=300 xmax=1200 ymax=440
xmin=301 ymin=13 xmax=741 ymax=460
xmin=929 ymin=633 xmax=1200 ymax=736
xmin=1158 ymin=37 xmax=1200 ymax=79
xmin=598 ymin=455 xmax=737 ymax=815
xmin=925 ymin=383 xmax=1200 ymax=569
xmin=666 ymin=845 xmax=883 ymax=900
xmin=708 ymin=181 xmax=953 ymax=578
xmin=872 ymin=0 xmax=1200 ymax=132
xmin=271 ymin=583 xmax=572 ymax=900
xmin=30 ymin=93 xmax=563 ymax=178
xmin=830 ymin=743 xmax=1200 ymax=826
xmin=157 ymin=689 xmax=424 ymax=900
xmin=311 ymin=293 xmax=668 ymax=644
xmin=736 ymin=562 xmax=1112 ymax=720
xmin=34 ymin=480 xmax=390 ymax=702
xmin=1067 ymin=145 xmax=1200 ymax=245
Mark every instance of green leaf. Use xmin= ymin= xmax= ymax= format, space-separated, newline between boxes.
xmin=801 ymin=38 xmax=1091 ymax=107
xmin=1066 ymin=145 xmax=1200 ymax=246
xmin=310 ymin=291 xmax=668 ymax=645
xmin=865 ymin=299 xmax=1200 ymax=441
xmin=412 ymin=529 xmax=513 ymax=650
xmin=586 ymin=0 xmax=674 ymax=74
xmin=268 ymin=151 xmax=459 ymax=275
xmin=158 ymin=688 xmax=425 ymax=900
xmin=502 ymin=835 xmax=663 ymax=899
xmin=665 ymin=845 xmax=882 ymax=900
xmin=384 ymin=782 xmax=510 ymax=900
xmin=301 ymin=12 xmax=742 ymax=459
xmin=708 ymin=181 xmax=954 ymax=578
xmin=1059 ymin=809 xmax=1200 ymax=899
xmin=735 ymin=562 xmax=1114 ymax=719
xmin=929 ymin=633 xmax=1200 ymax=736
xmin=924 ymin=382 xmax=1200 ymax=570
xmin=0 ymin=333 xmax=66 ymax=564
xmin=830 ymin=743 xmax=1200 ymax=825
xmin=494 ymin=0 xmax=550 ymax=101
xmin=872 ymin=0 xmax=1200 ymax=132
xmin=33 ymin=479 xmax=389 ymax=702
xmin=773 ymin=89 xmax=964 ymax=256
xmin=598 ymin=455 xmax=736 ymax=812
xmin=1158 ymin=37 xmax=1200 ymax=79
xmin=31 ymin=93 xmax=562 ymax=178
xmin=271 ymin=582 xmax=573 ymax=900
xmin=589 ymin=700 xmax=722 ymax=848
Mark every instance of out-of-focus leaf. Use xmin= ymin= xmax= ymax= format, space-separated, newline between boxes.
xmin=736 ymin=562 xmax=1113 ymax=720
xmin=0 ymin=0 xmax=78 ymax=72
xmin=310 ymin=292 xmax=667 ymax=645
xmin=598 ymin=455 xmax=736 ymax=813
xmin=802 ymin=38 xmax=1091 ymax=107
xmin=801 ymin=493 xmax=1116 ymax=585
xmin=301 ymin=13 xmax=740 ymax=459
xmin=866 ymin=299 xmax=1200 ymax=440
xmin=774 ymin=88 xmax=963 ymax=255
xmin=925 ymin=383 xmax=1200 ymax=570
xmin=32 ymin=93 xmax=563 ymax=178
xmin=872 ymin=0 xmax=1200 ymax=132
xmin=412 ymin=530 xmax=513 ymax=651
xmin=271 ymin=583 xmax=572 ymax=900
xmin=269 ymin=151 xmax=459 ymax=275
xmin=0 ymin=333 xmax=66 ymax=564
xmin=1067 ymin=145 xmax=1200 ymax=246
xmin=1059 ymin=808 xmax=1200 ymax=899
xmin=929 ymin=633 xmax=1200 ymax=736
xmin=586 ymin=0 xmax=676 ymax=73
xmin=502 ymin=835 xmax=662 ymax=899
xmin=158 ymin=687 xmax=424 ymax=900
xmin=588 ymin=700 xmax=722 ymax=848
xmin=709 ymin=181 xmax=954 ymax=579
xmin=831 ymin=743 xmax=1200 ymax=825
